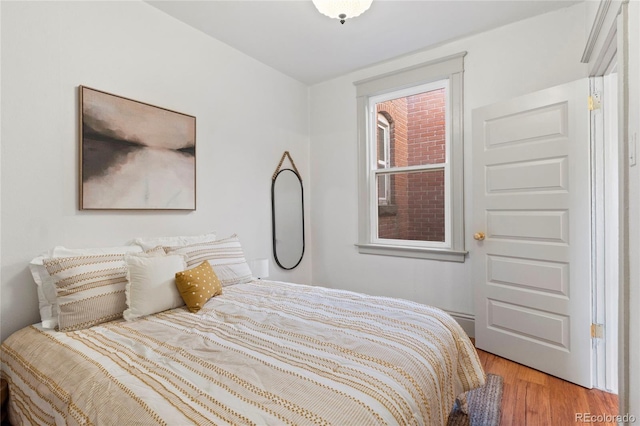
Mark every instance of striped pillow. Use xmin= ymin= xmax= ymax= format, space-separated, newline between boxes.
xmin=165 ymin=234 xmax=253 ymax=286
xmin=43 ymin=253 xmax=129 ymax=331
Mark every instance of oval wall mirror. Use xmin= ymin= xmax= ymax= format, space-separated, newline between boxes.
xmin=272 ymin=168 xmax=305 ymax=270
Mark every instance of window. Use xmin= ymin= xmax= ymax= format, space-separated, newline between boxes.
xmin=377 ymin=114 xmax=390 ymax=205
xmin=354 ymin=53 xmax=467 ymax=262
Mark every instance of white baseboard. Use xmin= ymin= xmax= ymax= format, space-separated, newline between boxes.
xmin=445 ymin=311 xmax=475 ymax=338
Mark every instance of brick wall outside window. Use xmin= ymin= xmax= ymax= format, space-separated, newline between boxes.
xmin=376 ymin=89 xmax=445 ymax=242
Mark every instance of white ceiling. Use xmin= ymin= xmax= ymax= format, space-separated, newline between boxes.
xmin=147 ymin=0 xmax=581 ymax=85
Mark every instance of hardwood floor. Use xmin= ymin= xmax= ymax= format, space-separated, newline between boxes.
xmin=475 ymin=347 xmax=619 ymax=425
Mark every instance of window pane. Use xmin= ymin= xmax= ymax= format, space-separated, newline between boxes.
xmin=377 ymin=124 xmax=386 ymax=168
xmin=377 ymin=169 xmax=445 ymax=242
xmin=376 ymin=87 xmax=445 ymax=167
xmin=377 ymin=173 xmax=386 ymax=202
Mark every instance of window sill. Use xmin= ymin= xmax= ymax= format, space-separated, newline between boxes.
xmin=355 ymin=243 xmax=467 ymax=262
xmin=378 ymin=204 xmax=398 ymax=217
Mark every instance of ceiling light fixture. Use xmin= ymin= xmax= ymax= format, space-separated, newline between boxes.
xmin=312 ymin=0 xmax=373 ymax=24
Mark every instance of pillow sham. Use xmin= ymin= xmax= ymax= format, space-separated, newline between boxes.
xmin=143 ymin=245 xmax=168 ymax=256
xmin=30 ymin=245 xmax=143 ymax=329
xmin=123 ymin=253 xmax=187 ymax=321
xmin=175 ymin=261 xmax=222 ymax=313
xmin=132 ymin=232 xmax=217 ymax=251
xmin=165 ymin=234 xmax=252 ymax=287
xmin=43 ymin=253 xmax=132 ymax=331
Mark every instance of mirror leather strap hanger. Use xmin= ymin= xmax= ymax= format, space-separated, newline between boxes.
xmin=272 ymin=151 xmax=301 ymax=181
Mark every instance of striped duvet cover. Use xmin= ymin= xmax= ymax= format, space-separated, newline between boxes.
xmin=1 ymin=281 xmax=485 ymax=425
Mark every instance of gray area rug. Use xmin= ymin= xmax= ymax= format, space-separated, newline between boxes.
xmin=447 ymin=373 xmax=503 ymax=426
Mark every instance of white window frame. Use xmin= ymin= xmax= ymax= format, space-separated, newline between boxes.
xmin=354 ymin=52 xmax=467 ymax=262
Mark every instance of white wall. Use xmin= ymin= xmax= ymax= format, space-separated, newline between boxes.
xmin=309 ymin=4 xmax=588 ymax=316
xmin=0 ymin=1 xmax=311 ymax=341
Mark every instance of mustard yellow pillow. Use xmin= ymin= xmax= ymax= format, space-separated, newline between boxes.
xmin=175 ymin=261 xmax=222 ymax=313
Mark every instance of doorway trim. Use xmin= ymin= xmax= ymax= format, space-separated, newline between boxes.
xmin=581 ymin=0 xmax=630 ymax=416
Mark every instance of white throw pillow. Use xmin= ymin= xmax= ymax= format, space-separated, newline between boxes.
xmin=132 ymin=232 xmax=217 ymax=251
xmin=29 ymin=245 xmax=143 ymax=329
xmin=165 ymin=234 xmax=253 ymax=287
xmin=123 ymin=253 xmax=187 ymax=321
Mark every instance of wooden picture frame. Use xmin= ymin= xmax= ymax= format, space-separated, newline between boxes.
xmin=79 ymin=86 xmax=196 ymax=210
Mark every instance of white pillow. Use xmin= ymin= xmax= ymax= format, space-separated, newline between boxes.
xmin=123 ymin=253 xmax=187 ymax=321
xmin=29 ymin=248 xmax=56 ymax=329
xmin=29 ymin=245 xmax=143 ymax=329
xmin=132 ymin=232 xmax=217 ymax=251
xmin=165 ymin=234 xmax=253 ymax=287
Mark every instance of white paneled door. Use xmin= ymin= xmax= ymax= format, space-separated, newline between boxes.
xmin=472 ymin=79 xmax=592 ymax=388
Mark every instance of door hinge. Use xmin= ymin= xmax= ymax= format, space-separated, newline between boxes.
xmin=588 ymin=94 xmax=601 ymax=111
xmin=591 ymin=323 xmax=604 ymax=339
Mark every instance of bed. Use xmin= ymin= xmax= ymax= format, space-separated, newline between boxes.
xmin=1 ymin=234 xmax=485 ymax=425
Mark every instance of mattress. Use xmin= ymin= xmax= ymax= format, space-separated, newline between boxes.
xmin=1 ymin=280 xmax=485 ymax=425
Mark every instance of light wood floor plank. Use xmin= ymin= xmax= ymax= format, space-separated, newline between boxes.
xmin=524 ymin=382 xmax=551 ymax=426
xmin=548 ymin=374 xmax=590 ymax=424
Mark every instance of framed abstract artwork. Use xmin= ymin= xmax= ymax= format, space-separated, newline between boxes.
xmin=79 ymin=86 xmax=196 ymax=210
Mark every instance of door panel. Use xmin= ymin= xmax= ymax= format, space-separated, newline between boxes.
xmin=486 ymin=300 xmax=570 ymax=349
xmin=486 ymin=157 xmax=568 ymax=193
xmin=473 ymin=79 xmax=592 ymax=388
xmin=484 ymin=102 xmax=568 ymax=147
xmin=487 ymin=255 xmax=568 ymax=295
xmin=487 ymin=210 xmax=569 ymax=242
